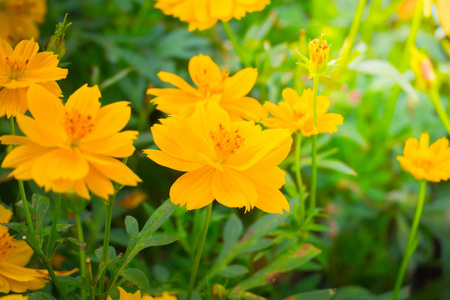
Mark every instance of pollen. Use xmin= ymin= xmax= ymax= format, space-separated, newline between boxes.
xmin=5 ymin=55 xmax=29 ymax=80
xmin=196 ymin=70 xmax=228 ymax=98
xmin=210 ymin=123 xmax=244 ymax=162
xmin=64 ymin=110 xmax=94 ymax=147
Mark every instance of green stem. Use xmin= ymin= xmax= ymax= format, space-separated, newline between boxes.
xmin=86 ymin=258 xmax=95 ymax=300
xmin=380 ymin=0 xmax=423 ymax=133
xmin=309 ymin=76 xmax=320 ymax=216
xmin=98 ymin=193 xmax=116 ymax=296
xmin=75 ymin=210 xmax=86 ymax=299
xmin=294 ymin=132 xmax=305 ymax=223
xmin=186 ymin=203 xmax=213 ymax=300
xmin=25 ymin=237 xmax=68 ymax=300
xmin=339 ymin=0 xmax=367 ymax=62
xmin=46 ymin=194 xmax=62 ymax=257
xmin=392 ymin=180 xmax=427 ymax=300
xmin=429 ymin=89 xmax=450 ymax=135
xmin=221 ymin=21 xmax=249 ymax=68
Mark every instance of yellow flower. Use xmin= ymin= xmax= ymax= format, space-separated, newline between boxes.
xmin=147 ymin=54 xmax=266 ymax=122
xmin=0 ymin=0 xmax=47 ymax=46
xmin=0 ymin=84 xmax=142 ymax=199
xmin=121 ymin=190 xmax=147 ymax=210
xmin=144 ymin=103 xmax=292 ymax=214
xmin=107 ymin=287 xmax=177 ymax=300
xmin=0 ymin=38 xmax=67 ymax=118
xmin=262 ymin=88 xmax=343 ymax=136
xmin=410 ymin=46 xmax=437 ymax=92
xmin=154 ymin=0 xmax=270 ymax=31
xmin=397 ymin=133 xmax=450 ymax=182
xmin=397 ymin=0 xmax=449 ymax=35
xmin=0 ymin=205 xmax=77 ymax=293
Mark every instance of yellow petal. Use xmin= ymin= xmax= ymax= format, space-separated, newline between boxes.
xmin=188 ymin=54 xmax=222 ymax=88
xmin=212 ymin=166 xmax=258 ymax=211
xmin=254 ymin=187 xmax=290 ymax=214
xmin=437 ymin=0 xmax=450 ymax=35
xmin=8 ymin=240 xmax=33 ymax=267
xmin=210 ymin=0 xmax=233 ymax=20
xmin=86 ymin=101 xmax=132 ymax=141
xmin=65 ymin=84 xmax=101 ymax=119
xmin=169 ymin=166 xmax=215 ymax=209
xmin=397 ymin=0 xmax=417 ymax=19
xmin=144 ymin=149 xmax=204 ymax=172
xmin=80 ymin=130 xmax=138 ymax=157
xmin=84 ymin=166 xmax=114 ymax=199
xmin=222 ymin=96 xmax=267 ymax=121
xmin=0 ymin=87 xmax=28 ymax=118
xmin=0 ymin=205 xmax=13 ymax=223
xmin=13 ymin=39 xmax=39 ymax=62
xmin=223 ymin=68 xmax=258 ymax=100
xmin=156 ymin=71 xmax=201 ymax=96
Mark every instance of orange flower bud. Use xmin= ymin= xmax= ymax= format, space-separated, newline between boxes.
xmin=410 ymin=46 xmax=437 ymax=92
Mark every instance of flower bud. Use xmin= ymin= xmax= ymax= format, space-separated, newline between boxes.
xmin=308 ymin=35 xmax=330 ymax=75
xmin=410 ymin=46 xmax=437 ymax=92
xmin=210 ymin=283 xmax=227 ymax=299
xmin=47 ymin=14 xmax=71 ymax=61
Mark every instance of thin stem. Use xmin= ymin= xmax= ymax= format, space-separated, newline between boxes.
xmin=75 ymin=210 xmax=86 ymax=300
xmin=221 ymin=21 xmax=249 ymax=68
xmin=98 ymin=193 xmax=116 ymax=296
xmin=86 ymin=258 xmax=95 ymax=300
xmin=47 ymin=194 xmax=62 ymax=257
xmin=392 ymin=180 xmax=427 ymax=300
xmin=429 ymin=89 xmax=450 ymax=135
xmin=25 ymin=237 xmax=68 ymax=300
xmin=294 ymin=132 xmax=305 ymax=223
xmin=339 ymin=0 xmax=367 ymax=62
xmin=186 ymin=203 xmax=213 ymax=300
xmin=380 ymin=0 xmax=423 ymax=133
xmin=309 ymin=75 xmax=320 ymax=216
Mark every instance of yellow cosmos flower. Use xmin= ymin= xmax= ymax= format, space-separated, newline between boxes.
xmin=107 ymin=287 xmax=177 ymax=300
xmin=148 ymin=54 xmax=266 ymax=122
xmin=0 ymin=84 xmax=142 ymax=199
xmin=397 ymin=0 xmax=450 ymax=35
xmin=0 ymin=205 xmax=76 ymax=293
xmin=154 ymin=0 xmax=270 ymax=31
xmin=0 ymin=0 xmax=46 ymax=46
xmin=144 ymin=103 xmax=292 ymax=214
xmin=0 ymin=38 xmax=67 ymax=118
xmin=397 ymin=133 xmax=450 ymax=182
xmin=262 ymin=88 xmax=343 ymax=136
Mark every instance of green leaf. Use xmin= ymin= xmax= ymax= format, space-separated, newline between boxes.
xmin=140 ymin=199 xmax=177 ymax=237
xmin=120 ymin=268 xmax=150 ymax=293
xmin=283 ymin=289 xmax=336 ymax=300
xmin=318 ymin=159 xmax=357 ymax=176
xmin=217 ymin=214 xmax=243 ymax=262
xmin=217 ymin=265 xmax=248 ymax=278
xmin=136 ymin=234 xmax=177 ymax=251
xmin=125 ymin=215 xmax=139 ymax=239
xmin=0 ymin=222 xmax=25 ymax=235
xmin=239 ymin=238 xmax=273 ymax=253
xmin=235 ymin=244 xmax=321 ymax=292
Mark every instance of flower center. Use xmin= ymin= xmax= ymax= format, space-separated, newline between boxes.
xmin=0 ymin=230 xmax=14 ymax=262
xmin=5 ymin=55 xmax=29 ymax=80
xmin=196 ymin=71 xmax=228 ymax=98
xmin=210 ymin=123 xmax=244 ymax=163
xmin=64 ymin=110 xmax=94 ymax=147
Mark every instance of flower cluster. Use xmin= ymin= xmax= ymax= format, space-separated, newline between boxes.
xmin=0 ymin=0 xmax=46 ymax=46
xmin=154 ymin=0 xmax=270 ymax=31
xmin=107 ymin=287 xmax=177 ymax=300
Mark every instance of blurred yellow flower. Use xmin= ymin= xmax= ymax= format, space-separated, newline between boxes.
xmin=0 ymin=84 xmax=141 ymax=199
xmin=262 ymin=88 xmax=343 ymax=136
xmin=107 ymin=287 xmax=177 ymax=300
xmin=0 ymin=38 xmax=67 ymax=118
xmin=0 ymin=205 xmax=76 ymax=293
xmin=145 ymin=103 xmax=292 ymax=214
xmin=148 ymin=54 xmax=266 ymax=122
xmin=397 ymin=0 xmax=449 ymax=35
xmin=154 ymin=0 xmax=269 ymax=31
xmin=121 ymin=190 xmax=147 ymax=210
xmin=0 ymin=0 xmax=47 ymax=46
xmin=397 ymin=133 xmax=450 ymax=182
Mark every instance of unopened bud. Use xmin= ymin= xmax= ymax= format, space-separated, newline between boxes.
xmin=47 ymin=14 xmax=71 ymax=61
xmin=308 ymin=35 xmax=330 ymax=75
xmin=210 ymin=283 xmax=227 ymax=299
xmin=410 ymin=46 xmax=437 ymax=92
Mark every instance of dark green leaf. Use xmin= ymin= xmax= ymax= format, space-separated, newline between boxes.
xmin=120 ymin=268 xmax=150 ymax=293
xmin=125 ymin=215 xmax=139 ymax=239
xmin=283 ymin=289 xmax=336 ymax=300
xmin=217 ymin=265 xmax=248 ymax=278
